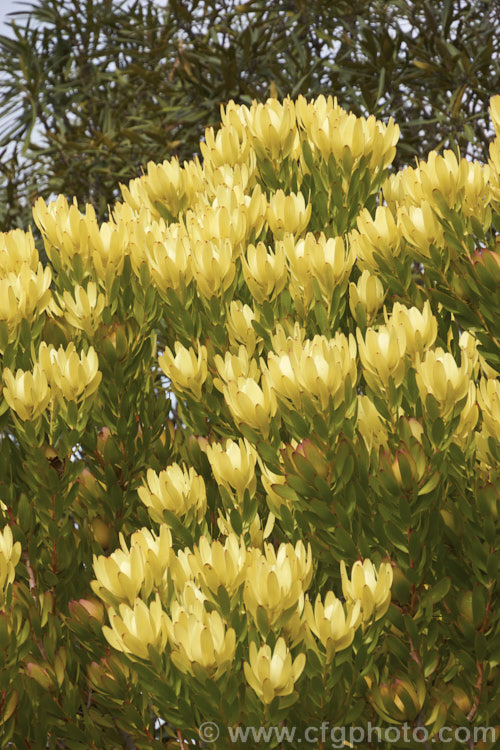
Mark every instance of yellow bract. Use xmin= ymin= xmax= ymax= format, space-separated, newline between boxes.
xmin=165 ymin=594 xmax=236 ymax=679
xmin=356 ymin=395 xmax=388 ymax=453
xmin=351 ymin=206 xmax=401 ymax=270
xmin=478 ymin=378 xmax=500 ymax=442
xmin=103 ymin=595 xmax=168 ymax=660
xmin=38 ymin=342 xmax=102 ymax=404
xmin=247 ymin=97 xmax=298 ymax=161
xmin=2 ymin=364 xmax=51 ymax=421
xmin=398 ymin=201 xmax=444 ymax=259
xmin=357 ymin=325 xmax=407 ymax=393
xmin=267 ymin=190 xmax=311 ymax=240
xmin=205 ymin=437 xmax=258 ymax=503
xmin=138 ymin=464 xmax=207 ymax=524
xmin=61 ymin=283 xmax=105 ymax=336
xmin=242 ymin=240 xmax=288 ymax=303
xmin=265 ymin=332 xmax=356 ymax=412
xmin=223 ymin=374 xmax=277 ymax=437
xmin=213 ymin=346 xmax=260 ymax=392
xmin=0 ymin=526 xmax=22 ymax=602
xmin=349 ymin=270 xmax=386 ymax=324
xmin=386 ymin=301 xmax=437 ymax=357
xmin=243 ymin=541 xmax=312 ymax=626
xmin=0 ymin=264 xmax=52 ymax=340
xmin=188 ymin=533 xmax=249 ymax=599
xmin=244 ymin=637 xmax=305 ymax=704
xmin=282 ymin=232 xmax=353 ymax=310
xmin=158 ymin=342 xmax=207 ymax=400
xmin=416 ymin=348 xmax=470 ymax=420
xmin=0 ymin=228 xmax=39 ymax=274
xmin=340 ymin=559 xmax=393 ymax=623
xmin=304 ymin=591 xmax=361 ymax=661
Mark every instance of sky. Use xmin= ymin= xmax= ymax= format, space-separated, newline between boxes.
xmin=0 ymin=0 xmax=24 ymax=36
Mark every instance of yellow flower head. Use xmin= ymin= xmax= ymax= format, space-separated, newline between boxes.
xmin=357 ymin=325 xmax=407 ymax=393
xmin=165 ymin=595 xmax=236 ymax=679
xmin=242 ymin=240 xmax=288 ymax=303
xmin=244 ymin=637 xmax=305 ymax=704
xmin=138 ymin=464 xmax=207 ymax=524
xmin=243 ymin=541 xmax=312 ymax=627
xmin=0 ymin=526 xmax=22 ymax=599
xmin=351 ymin=206 xmax=402 ymax=270
xmin=38 ymin=342 xmax=101 ymax=403
xmin=304 ymin=591 xmax=361 ymax=661
xmin=248 ymin=97 xmax=298 ymax=161
xmin=386 ymin=301 xmax=437 ymax=357
xmin=61 ymin=282 xmax=105 ymax=336
xmin=223 ymin=374 xmax=277 ymax=438
xmin=2 ymin=363 xmax=51 ymax=421
xmin=188 ymin=533 xmax=249 ymax=598
xmin=267 ymin=190 xmax=311 ymax=240
xmin=226 ymin=301 xmax=261 ymax=356
xmin=158 ymin=342 xmax=207 ymax=400
xmin=205 ymin=438 xmax=258 ymax=503
xmin=213 ymin=346 xmax=260 ymax=392
xmin=340 ymin=559 xmax=393 ymax=623
xmin=416 ymin=348 xmax=470 ymax=420
xmin=349 ymin=270 xmax=386 ymax=324
xmin=103 ymin=594 xmax=168 ymax=661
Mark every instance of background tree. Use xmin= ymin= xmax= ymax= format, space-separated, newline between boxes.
xmin=1 ymin=0 xmax=500 ymax=232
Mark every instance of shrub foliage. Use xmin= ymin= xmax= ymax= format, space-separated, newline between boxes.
xmin=1 ymin=95 xmax=500 ymax=747
xmin=1 ymin=0 xmax=500 ymax=231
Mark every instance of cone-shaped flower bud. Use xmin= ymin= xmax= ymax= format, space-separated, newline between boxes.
xmin=340 ymin=559 xmax=393 ymax=623
xmin=158 ymin=342 xmax=207 ymax=400
xmin=138 ymin=464 xmax=207 ymax=524
xmin=244 ymin=637 xmax=306 ymax=704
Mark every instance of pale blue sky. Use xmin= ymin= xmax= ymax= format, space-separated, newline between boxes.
xmin=0 ymin=0 xmax=24 ymax=36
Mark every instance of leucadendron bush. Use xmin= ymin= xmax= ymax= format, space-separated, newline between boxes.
xmin=0 ymin=95 xmax=500 ymax=748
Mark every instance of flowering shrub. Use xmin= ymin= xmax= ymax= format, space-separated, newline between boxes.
xmin=1 ymin=94 xmax=500 ymax=748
